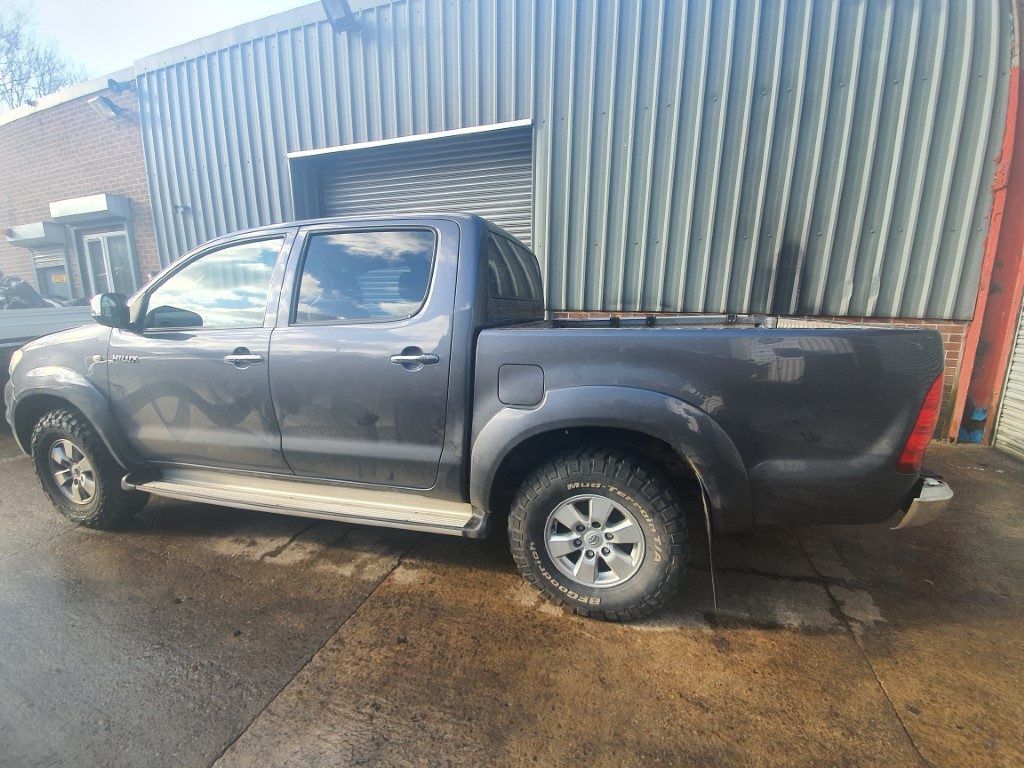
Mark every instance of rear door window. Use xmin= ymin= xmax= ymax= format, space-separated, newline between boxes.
xmin=294 ymin=229 xmax=436 ymax=324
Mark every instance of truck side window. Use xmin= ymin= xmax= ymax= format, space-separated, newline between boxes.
xmin=294 ymin=229 xmax=435 ymax=324
xmin=485 ymin=233 xmax=544 ymax=322
xmin=145 ymin=237 xmax=283 ymax=330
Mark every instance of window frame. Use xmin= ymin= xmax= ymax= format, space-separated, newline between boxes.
xmin=287 ymin=225 xmax=439 ymax=328
xmin=138 ymin=234 xmax=289 ymax=334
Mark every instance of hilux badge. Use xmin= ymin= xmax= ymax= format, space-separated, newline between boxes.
xmin=111 ymin=354 xmax=140 ymax=363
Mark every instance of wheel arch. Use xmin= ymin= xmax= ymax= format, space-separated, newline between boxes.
xmin=13 ymin=393 xmax=78 ymax=450
xmin=470 ymin=386 xmax=753 ymax=534
xmin=10 ymin=369 xmax=141 ymax=470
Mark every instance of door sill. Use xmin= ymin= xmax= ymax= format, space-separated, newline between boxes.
xmin=123 ymin=467 xmax=486 ymax=538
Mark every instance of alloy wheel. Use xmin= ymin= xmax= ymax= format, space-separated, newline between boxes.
xmin=543 ymin=494 xmax=646 ymax=588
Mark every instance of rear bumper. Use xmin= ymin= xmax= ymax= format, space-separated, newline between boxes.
xmin=891 ymin=475 xmax=953 ymax=530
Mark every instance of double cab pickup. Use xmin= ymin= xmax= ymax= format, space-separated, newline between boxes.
xmin=5 ymin=214 xmax=952 ymax=620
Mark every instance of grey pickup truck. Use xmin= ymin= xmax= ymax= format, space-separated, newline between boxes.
xmin=5 ymin=214 xmax=951 ymax=620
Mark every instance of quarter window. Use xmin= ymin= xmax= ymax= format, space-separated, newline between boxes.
xmin=294 ymin=229 xmax=435 ymax=324
xmin=145 ymin=238 xmax=283 ymax=329
xmin=483 ymin=232 xmax=544 ymax=323
xmin=485 ymin=234 xmax=543 ymax=302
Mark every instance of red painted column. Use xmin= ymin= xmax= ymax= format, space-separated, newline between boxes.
xmin=950 ymin=67 xmax=1024 ymax=442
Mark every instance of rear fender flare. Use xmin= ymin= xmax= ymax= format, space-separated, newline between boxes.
xmin=470 ymin=386 xmax=752 ymax=533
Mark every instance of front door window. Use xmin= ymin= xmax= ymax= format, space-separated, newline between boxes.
xmin=144 ymin=238 xmax=282 ymax=329
xmin=83 ymin=231 xmax=136 ymax=295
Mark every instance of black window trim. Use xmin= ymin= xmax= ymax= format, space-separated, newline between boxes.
xmin=287 ymin=225 xmax=439 ymax=328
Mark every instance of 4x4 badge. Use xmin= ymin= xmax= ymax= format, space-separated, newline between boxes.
xmin=110 ymin=354 xmax=140 ymax=363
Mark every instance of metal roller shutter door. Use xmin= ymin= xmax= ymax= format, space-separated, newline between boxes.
xmin=319 ymin=125 xmax=533 ymax=245
xmin=994 ymin=304 xmax=1024 ymax=461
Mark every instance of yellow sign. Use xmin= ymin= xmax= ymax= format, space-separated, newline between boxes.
xmin=51 ymin=273 xmax=68 ymax=283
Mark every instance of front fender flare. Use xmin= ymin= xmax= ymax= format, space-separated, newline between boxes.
xmin=470 ymin=386 xmax=752 ymax=534
xmin=12 ymin=365 xmax=141 ymax=469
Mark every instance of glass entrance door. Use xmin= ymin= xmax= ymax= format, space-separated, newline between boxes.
xmin=83 ymin=231 xmax=136 ymax=295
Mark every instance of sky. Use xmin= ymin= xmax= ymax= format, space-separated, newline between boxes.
xmin=26 ymin=0 xmax=309 ymax=77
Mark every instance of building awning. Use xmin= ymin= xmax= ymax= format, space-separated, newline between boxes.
xmin=49 ymin=193 xmax=131 ymax=224
xmin=4 ymin=221 xmax=66 ymax=249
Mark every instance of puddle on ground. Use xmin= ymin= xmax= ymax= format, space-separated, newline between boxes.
xmin=510 ymin=568 xmax=886 ymax=635
xmin=203 ymin=521 xmax=406 ymax=581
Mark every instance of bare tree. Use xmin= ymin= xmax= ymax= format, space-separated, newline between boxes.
xmin=0 ymin=7 xmax=86 ymax=111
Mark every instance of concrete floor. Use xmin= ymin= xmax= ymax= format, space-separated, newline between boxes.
xmin=0 ymin=430 xmax=1021 ymax=768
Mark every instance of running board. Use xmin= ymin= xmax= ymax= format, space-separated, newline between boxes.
xmin=122 ymin=468 xmax=487 ymax=538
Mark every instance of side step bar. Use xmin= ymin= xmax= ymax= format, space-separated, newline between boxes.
xmin=123 ymin=468 xmax=488 ymax=538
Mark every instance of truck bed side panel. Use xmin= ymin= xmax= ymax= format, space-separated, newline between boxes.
xmin=472 ymin=326 xmax=943 ymax=527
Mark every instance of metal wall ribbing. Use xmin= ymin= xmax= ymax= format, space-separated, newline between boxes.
xmin=136 ymin=0 xmax=1010 ymax=319
xmin=317 ymin=124 xmax=534 ymax=243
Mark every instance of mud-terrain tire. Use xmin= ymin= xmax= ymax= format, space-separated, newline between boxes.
xmin=508 ymin=448 xmax=689 ymax=621
xmin=30 ymin=408 xmax=148 ymax=529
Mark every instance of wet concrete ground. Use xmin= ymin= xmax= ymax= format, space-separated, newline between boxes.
xmin=0 ymin=429 xmax=1021 ymax=767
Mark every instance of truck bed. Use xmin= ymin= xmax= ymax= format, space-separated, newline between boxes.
xmin=473 ymin=320 xmax=943 ymax=529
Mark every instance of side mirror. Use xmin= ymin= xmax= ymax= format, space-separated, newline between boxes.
xmin=90 ymin=293 xmax=130 ymax=329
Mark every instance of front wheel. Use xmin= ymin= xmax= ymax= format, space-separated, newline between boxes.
xmin=30 ymin=408 xmax=148 ymax=529
xmin=508 ymin=448 xmax=689 ymax=621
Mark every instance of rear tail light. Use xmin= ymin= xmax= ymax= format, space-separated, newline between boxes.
xmin=896 ymin=375 xmax=943 ymax=474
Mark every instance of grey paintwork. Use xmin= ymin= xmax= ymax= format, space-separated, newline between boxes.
xmin=5 ymin=214 xmax=943 ymax=535
xmin=107 ymin=325 xmax=288 ymax=472
xmin=471 ymin=325 xmax=941 ymax=531
xmin=470 ymin=384 xmax=753 ymax=532
xmin=0 ymin=306 xmax=94 ymax=390
xmin=268 ymin=220 xmax=460 ymax=489
xmin=106 ymin=228 xmax=298 ymax=473
xmin=5 ymin=323 xmax=144 ymax=469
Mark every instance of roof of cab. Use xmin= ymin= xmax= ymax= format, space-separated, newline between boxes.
xmin=174 ymin=212 xmax=532 ymax=262
xmin=230 ymin=212 xmax=486 ymax=237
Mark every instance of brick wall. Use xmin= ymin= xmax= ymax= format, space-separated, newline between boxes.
xmin=553 ymin=310 xmax=968 ymax=437
xmin=0 ymin=88 xmax=158 ymax=296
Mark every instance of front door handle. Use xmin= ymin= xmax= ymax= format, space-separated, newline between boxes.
xmin=224 ymin=347 xmax=264 ymax=367
xmin=389 ymin=347 xmax=439 ymax=369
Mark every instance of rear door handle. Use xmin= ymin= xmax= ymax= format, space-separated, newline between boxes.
xmin=224 ymin=348 xmax=264 ymax=367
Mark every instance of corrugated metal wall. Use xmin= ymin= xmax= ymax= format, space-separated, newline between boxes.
xmin=136 ymin=0 xmax=1010 ymax=320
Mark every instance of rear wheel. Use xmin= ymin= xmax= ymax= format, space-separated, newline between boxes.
xmin=508 ymin=448 xmax=689 ymax=621
xmin=30 ymin=409 xmax=148 ymax=528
